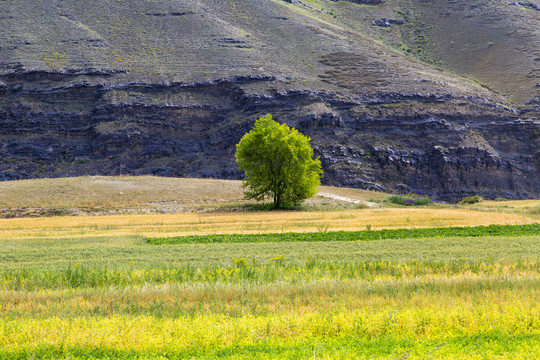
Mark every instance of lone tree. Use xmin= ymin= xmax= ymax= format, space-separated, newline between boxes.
xmin=235 ymin=114 xmax=323 ymax=209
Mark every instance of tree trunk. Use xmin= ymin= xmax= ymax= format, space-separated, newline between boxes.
xmin=274 ymin=191 xmax=281 ymax=209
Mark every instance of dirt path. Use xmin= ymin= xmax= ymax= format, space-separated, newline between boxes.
xmin=318 ymin=192 xmax=380 ymax=208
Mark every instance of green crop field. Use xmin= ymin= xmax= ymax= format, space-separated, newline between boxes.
xmin=147 ymin=224 xmax=540 ymax=245
xmin=1 ymin=226 xmax=539 ymax=358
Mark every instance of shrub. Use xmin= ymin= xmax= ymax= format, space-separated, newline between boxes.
xmin=494 ymin=197 xmax=509 ymax=202
xmin=384 ymin=195 xmax=432 ymax=206
xmin=402 ymin=199 xmax=415 ymax=206
xmin=411 ymin=196 xmax=432 ymax=206
xmin=458 ymin=196 xmax=483 ymax=205
xmin=384 ymin=195 xmax=406 ymax=205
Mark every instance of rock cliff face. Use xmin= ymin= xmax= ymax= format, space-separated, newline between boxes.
xmin=1 ymin=69 xmax=538 ymax=201
xmin=0 ymin=0 xmax=539 ymax=201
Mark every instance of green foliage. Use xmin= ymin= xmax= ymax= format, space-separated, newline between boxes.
xmin=494 ymin=197 xmax=509 ymax=202
xmin=235 ymin=114 xmax=323 ymax=209
xmin=147 ymin=224 xmax=540 ymax=245
xmin=459 ymin=195 xmax=484 ymax=205
xmin=384 ymin=194 xmax=432 ymax=206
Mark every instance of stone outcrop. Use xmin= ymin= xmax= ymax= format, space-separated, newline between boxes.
xmin=507 ymin=2 xmax=540 ymax=11
xmin=372 ymin=18 xmax=406 ymax=27
xmin=330 ymin=0 xmax=385 ymax=4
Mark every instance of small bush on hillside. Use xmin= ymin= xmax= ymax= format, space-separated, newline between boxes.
xmin=458 ymin=195 xmax=483 ymax=205
xmin=494 ymin=197 xmax=509 ymax=202
xmin=384 ymin=195 xmax=432 ymax=206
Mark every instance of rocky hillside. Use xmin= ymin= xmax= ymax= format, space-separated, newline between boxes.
xmin=0 ymin=0 xmax=538 ymax=201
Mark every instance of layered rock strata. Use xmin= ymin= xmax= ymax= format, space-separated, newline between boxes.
xmin=1 ymin=70 xmax=538 ymax=201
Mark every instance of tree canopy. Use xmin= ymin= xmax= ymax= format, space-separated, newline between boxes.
xmin=235 ymin=114 xmax=323 ymax=209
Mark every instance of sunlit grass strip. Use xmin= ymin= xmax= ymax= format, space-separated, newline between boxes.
xmin=2 ymin=335 xmax=539 ymax=360
xmin=1 ymin=308 xmax=539 ymax=358
xmin=1 ymin=259 xmax=538 ymax=291
xmin=147 ymin=224 xmax=540 ymax=244
xmin=2 ymin=334 xmax=539 ymax=359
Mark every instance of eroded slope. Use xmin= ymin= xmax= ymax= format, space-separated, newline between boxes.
xmin=0 ymin=0 xmax=538 ymax=200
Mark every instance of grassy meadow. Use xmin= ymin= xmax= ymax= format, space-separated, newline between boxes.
xmin=0 ymin=177 xmax=538 ymax=359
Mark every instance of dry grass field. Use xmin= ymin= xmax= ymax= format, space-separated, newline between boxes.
xmin=477 ymin=200 xmax=540 ymax=208
xmin=0 ymin=176 xmax=246 ymax=214
xmin=0 ymin=176 xmax=388 ymax=216
xmin=0 ymin=208 xmax=535 ymax=240
xmin=465 ymin=199 xmax=540 ymax=220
